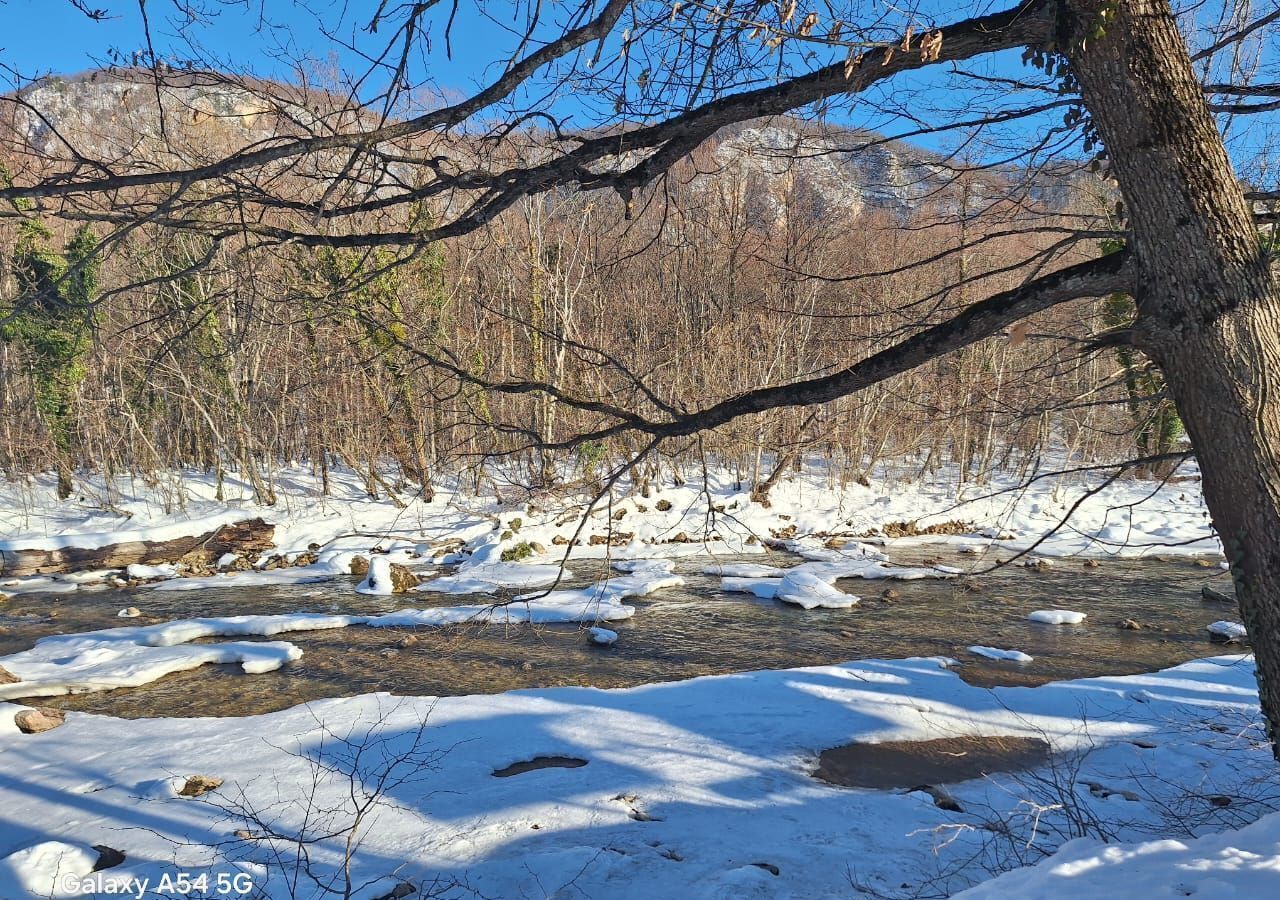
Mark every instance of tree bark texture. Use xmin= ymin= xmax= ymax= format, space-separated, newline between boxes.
xmin=1066 ymin=0 xmax=1280 ymax=754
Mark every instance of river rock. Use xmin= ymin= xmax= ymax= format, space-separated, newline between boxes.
xmin=389 ymin=563 xmax=418 ymax=592
xmin=528 ymin=541 xmax=547 ymax=554
xmin=178 ymin=775 xmax=223 ymax=797
xmin=1201 ymin=585 xmax=1235 ymax=604
xmin=1117 ymin=618 xmax=1142 ymax=630
xmin=349 ymin=555 xmax=371 ymax=576
xmin=92 ymin=845 xmax=126 ymax=871
xmin=117 ymin=607 xmax=141 ymax=618
xmin=15 ymin=707 xmax=66 ymax=734
xmin=0 ymin=664 xmax=19 ymax=684
xmin=373 ymin=882 xmax=418 ymax=900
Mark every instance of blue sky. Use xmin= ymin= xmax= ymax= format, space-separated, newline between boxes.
xmin=0 ymin=0 xmax=507 ymax=97
xmin=3 ymin=3 xmax=1050 ymax=154
xmin=0 ymin=1 xmax=1099 ymax=166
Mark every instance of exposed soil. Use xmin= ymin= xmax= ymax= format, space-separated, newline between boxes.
xmin=813 ymin=735 xmax=1052 ymax=789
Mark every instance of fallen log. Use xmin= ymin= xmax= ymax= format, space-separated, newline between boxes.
xmin=0 ymin=518 xmax=275 ymax=578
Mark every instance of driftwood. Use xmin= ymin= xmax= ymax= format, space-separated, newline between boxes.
xmin=0 ymin=518 xmax=275 ymax=577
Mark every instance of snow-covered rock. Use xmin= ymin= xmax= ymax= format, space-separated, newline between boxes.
xmin=1028 ymin=609 xmax=1087 ymax=625
xmin=588 ymin=627 xmax=618 ymax=646
xmin=357 ymin=557 xmax=405 ymax=594
xmin=1208 ymin=620 xmax=1248 ymax=642
xmin=968 ymin=646 xmax=1033 ymax=663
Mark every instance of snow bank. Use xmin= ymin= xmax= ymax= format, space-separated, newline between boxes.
xmin=0 ymin=841 xmax=98 ymax=898
xmin=0 ymin=654 xmax=1266 ymax=900
xmin=0 ymin=614 xmax=345 ymax=698
xmin=957 ymin=808 xmax=1280 ymax=899
xmin=1029 ymin=609 xmax=1088 ymax=625
xmin=719 ymin=544 xmax=958 ymax=609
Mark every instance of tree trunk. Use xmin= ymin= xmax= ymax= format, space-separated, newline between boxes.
xmin=1066 ymin=0 xmax=1280 ymax=756
xmin=0 ymin=518 xmax=275 ymax=577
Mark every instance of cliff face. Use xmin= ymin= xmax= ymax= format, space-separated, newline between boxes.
xmin=4 ymin=70 xmax=1084 ymax=223
xmin=704 ymin=123 xmax=1082 ymax=227
xmin=11 ymin=72 xmax=274 ymax=160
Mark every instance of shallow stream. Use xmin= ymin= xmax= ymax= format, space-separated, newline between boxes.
xmin=0 ymin=547 xmax=1240 ymax=718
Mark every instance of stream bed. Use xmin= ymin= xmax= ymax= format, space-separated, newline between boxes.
xmin=0 ymin=547 xmax=1241 ymax=719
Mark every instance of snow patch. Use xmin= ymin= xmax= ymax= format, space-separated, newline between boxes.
xmin=968 ymin=646 xmax=1033 ymax=663
xmin=1029 ymin=609 xmax=1087 ymax=625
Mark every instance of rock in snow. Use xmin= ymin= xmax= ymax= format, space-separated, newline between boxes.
xmin=1028 ymin=609 xmax=1087 ymax=625
xmin=14 ymin=706 xmax=66 ymax=734
xmin=177 ymin=774 xmax=223 ymax=797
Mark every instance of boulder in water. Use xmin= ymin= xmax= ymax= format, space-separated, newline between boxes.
xmin=356 ymin=557 xmax=417 ymax=594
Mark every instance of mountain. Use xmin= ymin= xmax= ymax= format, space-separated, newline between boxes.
xmin=2 ymin=70 xmax=1086 ymax=226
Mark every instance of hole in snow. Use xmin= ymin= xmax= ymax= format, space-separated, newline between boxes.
xmin=813 ymin=735 xmax=1051 ymax=789
xmin=492 ymin=756 xmax=589 ymax=778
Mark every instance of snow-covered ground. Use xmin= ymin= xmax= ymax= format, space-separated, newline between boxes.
xmin=1 ymin=655 xmax=1274 ymax=899
xmin=0 ymin=456 xmax=1220 ymax=576
xmin=2 ymin=460 xmax=1268 ymax=898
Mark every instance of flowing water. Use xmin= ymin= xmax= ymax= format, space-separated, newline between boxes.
xmin=0 ymin=548 xmax=1241 ymax=719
